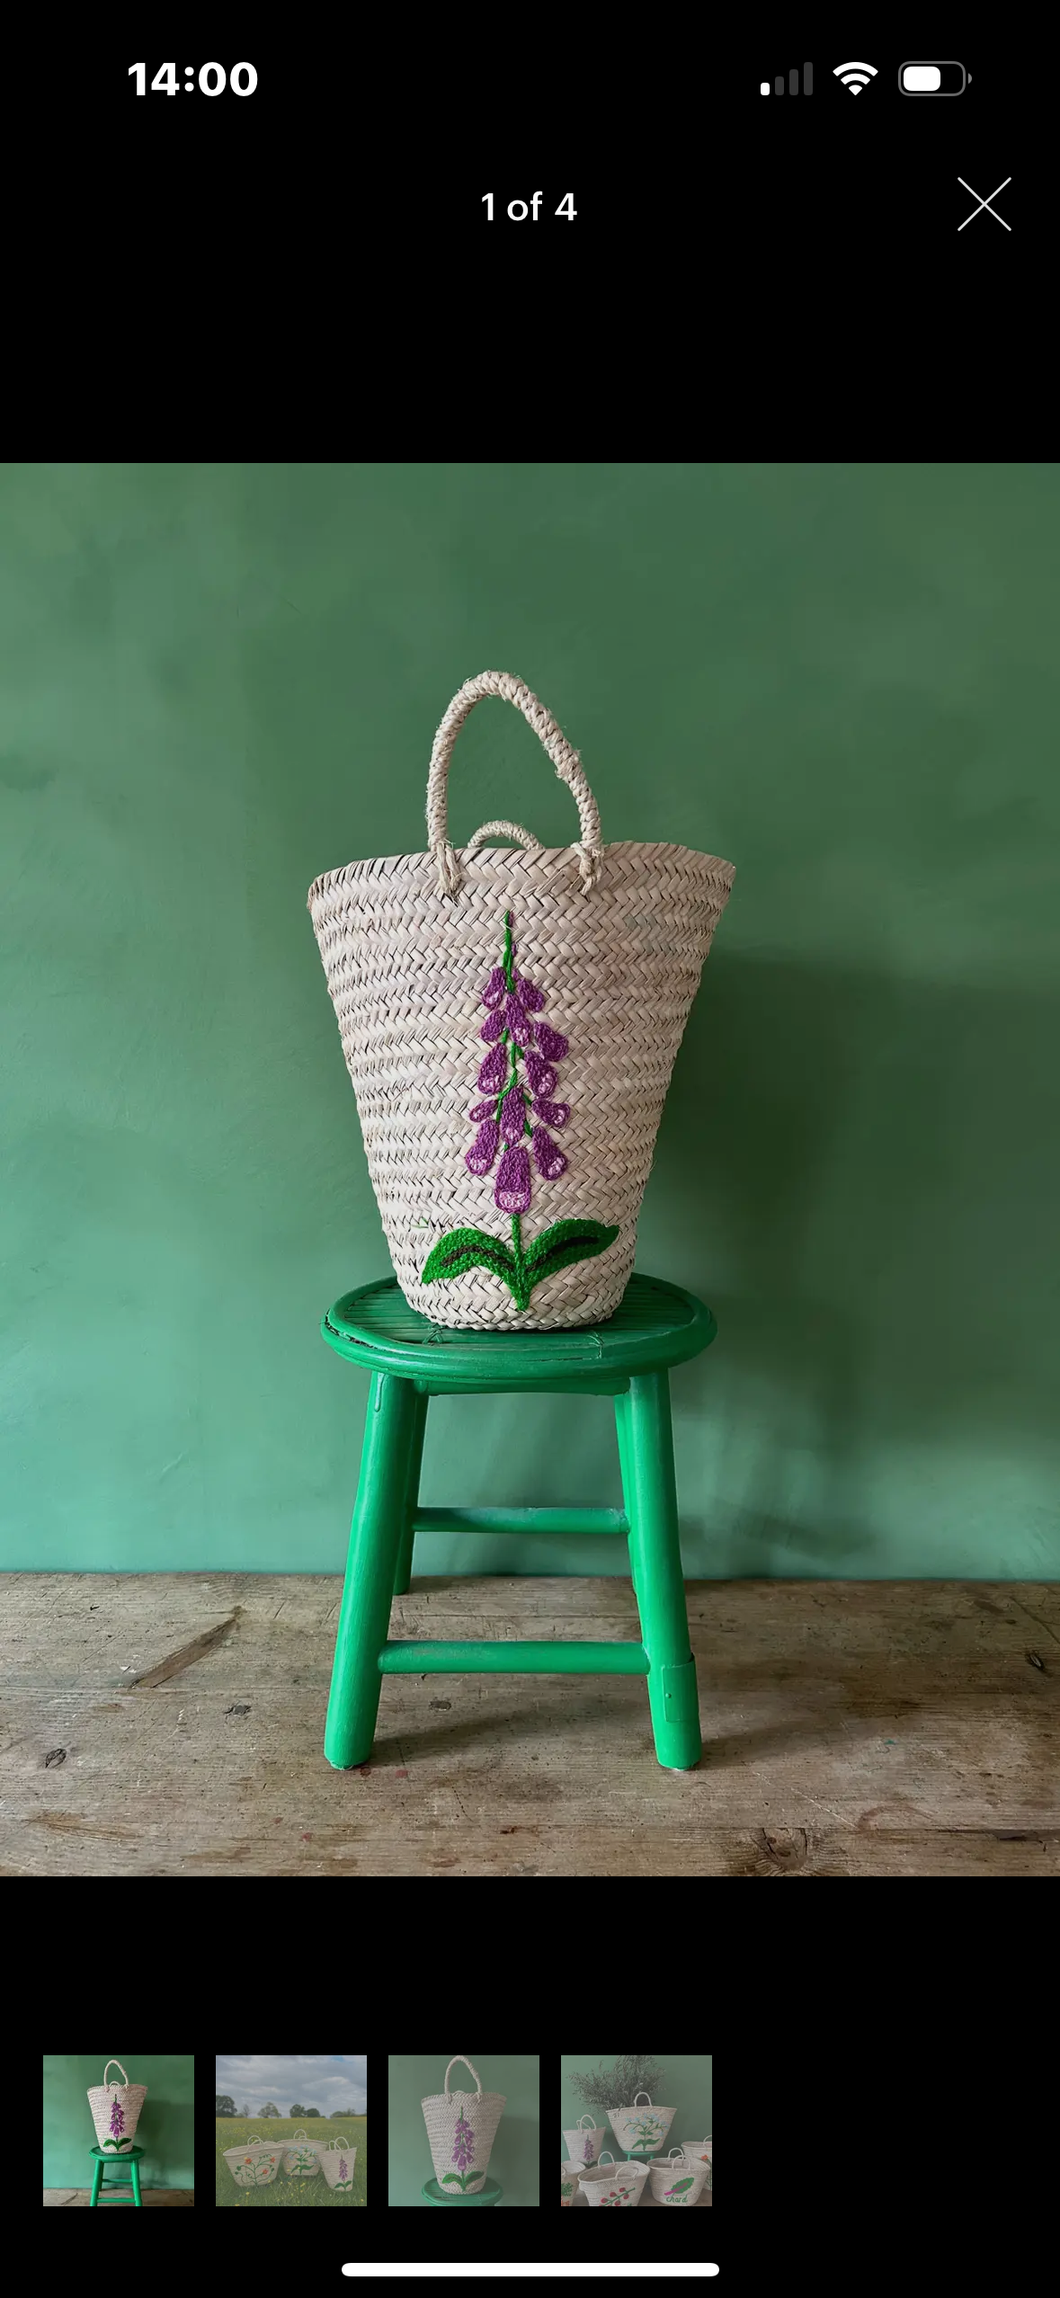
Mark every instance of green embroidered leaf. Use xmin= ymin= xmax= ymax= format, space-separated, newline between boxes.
xmin=666 ymin=2177 xmax=695 ymax=2193
xmin=441 ymin=2172 xmax=462 ymax=2186
xmin=422 ymin=1228 xmax=517 ymax=1288
xmin=523 ymin=1217 xmax=619 ymax=1286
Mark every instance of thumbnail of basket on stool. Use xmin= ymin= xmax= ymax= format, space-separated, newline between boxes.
xmin=87 ymin=2059 xmax=147 ymax=2152
xmin=421 ymin=2055 xmax=505 ymax=2195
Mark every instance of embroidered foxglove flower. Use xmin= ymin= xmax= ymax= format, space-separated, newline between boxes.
xmin=495 ymin=1142 xmax=532 ymax=1212
xmin=466 ymin=1118 xmax=500 ymax=1174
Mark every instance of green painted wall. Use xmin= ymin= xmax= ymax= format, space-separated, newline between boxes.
xmin=387 ymin=2054 xmax=538 ymax=2206
xmin=43 ymin=2053 xmax=195 ymax=2187
xmin=559 ymin=2056 xmax=712 ymax=2158
xmin=2 ymin=463 xmax=1057 ymax=1576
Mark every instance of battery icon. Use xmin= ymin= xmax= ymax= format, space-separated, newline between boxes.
xmin=899 ymin=62 xmax=970 ymax=94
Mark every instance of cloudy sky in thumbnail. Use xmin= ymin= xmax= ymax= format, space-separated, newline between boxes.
xmin=215 ymin=2056 xmax=367 ymax=2114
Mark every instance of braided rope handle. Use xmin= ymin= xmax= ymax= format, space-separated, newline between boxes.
xmin=577 ymin=2113 xmax=597 ymax=2130
xmin=426 ymin=672 xmax=603 ymax=897
xmin=463 ymin=818 xmax=541 ymax=858
xmin=444 ymin=2055 xmax=482 ymax=2096
xmin=634 ymin=2092 xmax=653 ymax=2105
xmin=103 ymin=2060 xmax=129 ymax=2090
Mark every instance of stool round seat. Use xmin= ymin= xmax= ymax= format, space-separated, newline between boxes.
xmin=422 ymin=2174 xmax=502 ymax=2205
xmin=323 ymin=1271 xmax=716 ymax=1387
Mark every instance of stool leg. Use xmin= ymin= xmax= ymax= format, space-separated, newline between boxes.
xmin=325 ymin=1371 xmax=422 ymax=1768
xmin=89 ymin=2156 xmax=103 ymax=2207
xmin=392 ymin=1386 xmax=428 ymax=1596
xmin=614 ymin=1382 xmax=636 ymax=1596
xmin=130 ymin=2155 xmax=142 ymax=2207
xmin=621 ymin=1371 xmax=702 ymax=1770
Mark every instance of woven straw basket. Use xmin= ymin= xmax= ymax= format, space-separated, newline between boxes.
xmin=682 ymin=2138 xmax=712 ymax=2182
xmin=87 ymin=2059 xmax=147 ymax=2152
xmin=421 ymin=2055 xmax=505 ymax=2195
xmin=564 ymin=2112 xmax=606 ymax=2166
xmin=282 ymin=2128 xmax=322 ymax=2177
xmin=319 ymin=2133 xmax=357 ymax=2192
xmin=648 ymin=2147 xmax=709 ymax=2206
xmin=560 ymin=2161 xmax=581 ymax=2206
xmin=578 ymin=2151 xmax=649 ymax=2207
xmin=607 ymin=2092 xmax=676 ymax=2158
xmin=224 ymin=2141 xmax=284 ymax=2188
xmin=308 ymin=672 xmax=734 ymax=1331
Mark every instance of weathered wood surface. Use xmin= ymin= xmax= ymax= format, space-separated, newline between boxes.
xmin=42 ymin=2189 xmax=195 ymax=2205
xmin=3 ymin=1575 xmax=1059 ymax=1876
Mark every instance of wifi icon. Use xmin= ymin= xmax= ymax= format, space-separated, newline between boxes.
xmin=833 ymin=60 xmax=877 ymax=93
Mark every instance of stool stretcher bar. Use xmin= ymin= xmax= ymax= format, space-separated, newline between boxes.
xmin=379 ymin=1638 xmax=650 ymax=1675
xmin=411 ymin=1505 xmax=627 ymax=1538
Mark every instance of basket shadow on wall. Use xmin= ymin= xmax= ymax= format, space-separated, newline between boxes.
xmin=657 ymin=949 xmax=1059 ymax=1576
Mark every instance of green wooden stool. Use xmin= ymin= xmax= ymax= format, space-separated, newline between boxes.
xmin=320 ymin=1272 xmax=717 ymax=1772
xmin=422 ymin=2175 xmax=502 ymax=2205
xmin=89 ymin=2143 xmax=144 ymax=2206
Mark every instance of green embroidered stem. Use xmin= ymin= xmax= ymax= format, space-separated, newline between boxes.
xmin=501 ymin=909 xmax=514 ymax=991
xmin=511 ymin=1212 xmax=524 ymax=1304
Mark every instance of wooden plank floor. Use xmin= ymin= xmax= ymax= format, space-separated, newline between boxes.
xmin=43 ymin=2189 xmax=194 ymax=2205
xmin=3 ymin=1575 xmax=1059 ymax=1876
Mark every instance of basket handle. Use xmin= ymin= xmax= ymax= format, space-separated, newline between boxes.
xmin=462 ymin=819 xmax=542 ymax=860
xmin=598 ymin=2150 xmax=615 ymax=2165
xmin=634 ymin=2091 xmax=653 ymax=2106
xmin=102 ymin=2061 xmax=129 ymax=2090
xmin=426 ymin=673 xmax=603 ymax=898
xmin=290 ymin=2129 xmax=309 ymax=2141
xmin=668 ymin=2147 xmax=685 ymax=2161
xmin=444 ymin=2056 xmax=482 ymax=2097
xmin=577 ymin=2113 xmax=597 ymax=2131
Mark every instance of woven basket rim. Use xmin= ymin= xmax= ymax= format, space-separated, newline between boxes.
xmin=308 ymin=841 xmax=735 ymax=908
xmin=579 ymin=2159 xmax=649 ymax=2182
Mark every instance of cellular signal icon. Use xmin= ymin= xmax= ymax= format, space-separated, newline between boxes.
xmin=833 ymin=61 xmax=877 ymax=94
xmin=760 ymin=64 xmax=813 ymax=94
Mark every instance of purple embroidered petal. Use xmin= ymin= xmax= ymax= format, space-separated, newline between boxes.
xmin=514 ymin=971 xmax=544 ymax=1011
xmin=477 ymin=1043 xmax=507 ymax=1093
xmin=501 ymin=993 xmax=531 ymax=1041
xmin=465 ymin=1119 xmax=500 ymax=1175
xmin=532 ymin=1126 xmax=567 ymax=1179
xmin=533 ymin=1098 xmax=569 ymax=1129
xmin=524 ymin=1053 xmax=557 ymax=1098
xmin=468 ymin=1100 xmax=496 ymax=1121
xmin=500 ymin=1087 xmax=527 ymax=1143
xmin=494 ymin=1143 xmax=532 ymax=1213
xmin=479 ymin=1009 xmax=505 ymax=1042
xmin=535 ymin=1022 xmax=568 ymax=1063
xmin=481 ymin=966 xmax=507 ymax=1009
